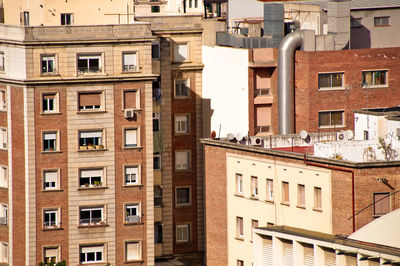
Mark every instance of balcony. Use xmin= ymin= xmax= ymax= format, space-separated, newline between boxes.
xmin=125 ymin=215 xmax=141 ymax=224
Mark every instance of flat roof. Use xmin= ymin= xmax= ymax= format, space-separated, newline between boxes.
xmin=272 ymin=0 xmax=400 ymax=10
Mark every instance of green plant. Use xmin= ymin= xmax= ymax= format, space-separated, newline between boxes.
xmin=378 ymin=137 xmax=397 ymax=161
xmin=333 ymin=153 xmax=343 ymax=160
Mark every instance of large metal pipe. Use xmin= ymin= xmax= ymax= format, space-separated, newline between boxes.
xmin=278 ymin=30 xmax=303 ymax=134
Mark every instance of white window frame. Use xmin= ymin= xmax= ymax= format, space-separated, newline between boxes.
xmin=176 ymin=224 xmax=190 ymax=243
xmin=126 ymin=241 xmax=141 ymax=261
xmin=175 ymin=150 xmax=190 ymax=170
xmin=0 ymin=166 xmax=7 ymax=188
xmin=79 ymin=130 xmax=103 ymax=148
xmin=77 ymin=54 xmax=102 ymax=74
xmin=79 ymin=168 xmax=104 ymax=188
xmin=124 ymin=128 xmax=140 ymax=148
xmin=122 ymin=52 xmax=138 ymax=72
xmin=236 ymin=217 xmax=243 ymax=238
xmin=314 ymin=187 xmax=322 ymax=210
xmin=175 ymin=186 xmax=191 ymax=207
xmin=251 ymin=176 xmax=258 ymax=197
xmin=42 ymin=131 xmax=58 ymax=152
xmin=80 ymin=245 xmax=104 ymax=264
xmin=41 ymin=55 xmax=56 ymax=74
xmin=79 ymin=206 xmax=104 ymax=225
xmin=43 ymin=169 xmax=59 ymax=190
xmin=175 ymin=114 xmax=189 ymax=134
xmin=174 ymin=79 xmax=190 ymax=98
xmin=318 ymin=110 xmax=345 ymax=128
xmin=298 ymin=184 xmax=305 ymax=207
xmin=124 ymin=165 xmax=140 ymax=185
xmin=61 ymin=13 xmax=73 ymax=25
xmin=0 ymin=243 xmax=8 ymax=263
xmin=42 ymin=92 xmax=59 ymax=113
xmin=266 ymin=179 xmax=274 ymax=201
xmin=43 ymin=209 xmax=59 ymax=228
xmin=236 ymin=174 xmax=243 ymax=195
xmin=362 ymin=70 xmax=388 ymax=88
xmin=44 ymin=246 xmax=59 ymax=264
xmin=173 ymin=43 xmax=189 ymax=62
xmin=125 ymin=203 xmax=141 ymax=223
xmin=0 ymin=128 xmax=6 ymax=150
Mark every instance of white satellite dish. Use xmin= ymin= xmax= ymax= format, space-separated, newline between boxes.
xmin=227 ymin=133 xmax=235 ymax=140
xmin=236 ymin=133 xmax=243 ymax=141
xmin=299 ymin=130 xmax=308 ymax=140
xmin=346 ymin=130 xmax=354 ymax=140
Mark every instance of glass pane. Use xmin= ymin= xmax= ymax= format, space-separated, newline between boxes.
xmin=331 ymin=73 xmax=342 ymax=87
xmin=318 ymin=74 xmax=331 ymax=88
xmin=319 ymin=112 xmax=330 ymax=126
xmin=331 ymin=111 xmax=343 ymax=125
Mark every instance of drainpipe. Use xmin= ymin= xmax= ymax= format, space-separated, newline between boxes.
xmin=278 ymin=30 xmax=304 ymax=134
xmin=303 ymin=154 xmax=355 ymax=233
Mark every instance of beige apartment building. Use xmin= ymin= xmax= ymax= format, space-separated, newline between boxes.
xmin=0 ymin=1 xmax=205 ymax=265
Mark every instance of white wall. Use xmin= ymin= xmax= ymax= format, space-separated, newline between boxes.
xmin=202 ymin=46 xmax=248 ymax=138
xmin=228 ymin=0 xmax=264 ymax=29
xmin=354 ymin=113 xmax=380 ymax=140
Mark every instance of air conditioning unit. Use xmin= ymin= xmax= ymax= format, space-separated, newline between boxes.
xmin=250 ymin=137 xmax=263 ymax=146
xmin=124 ymin=109 xmax=135 ymax=119
xmin=337 ymin=132 xmax=346 ymax=141
xmin=0 ymin=217 xmax=6 ymax=225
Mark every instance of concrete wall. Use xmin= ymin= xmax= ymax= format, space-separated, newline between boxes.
xmin=202 ymin=46 xmax=248 ymax=138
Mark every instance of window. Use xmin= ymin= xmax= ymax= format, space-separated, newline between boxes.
xmin=80 ymin=207 xmax=104 ymax=225
xmin=153 ymin=113 xmax=161 ymax=132
xmin=175 ymin=79 xmax=190 ymax=98
xmin=282 ymin=181 xmax=289 ymax=203
xmin=151 ymin=6 xmax=160 ymax=13
xmin=318 ymin=111 xmax=344 ymax=128
xmin=77 ymin=54 xmax=102 ymax=73
xmin=79 ymin=131 xmax=103 ymax=148
xmin=251 ymin=219 xmax=258 ymax=241
xmin=237 ymin=260 xmax=244 ymax=266
xmin=318 ymin=72 xmax=344 ymax=89
xmin=124 ymin=90 xmax=140 ymax=109
xmin=314 ymin=187 xmax=322 ymax=209
xmin=78 ymin=92 xmax=102 ymax=110
xmin=61 ymin=13 xmax=73 ymax=25
xmin=176 ymin=224 xmax=190 ymax=242
xmin=154 ymin=153 xmax=161 ymax=170
xmin=362 ymin=70 xmax=387 ymax=87
xmin=125 ymin=204 xmax=141 ymax=223
xmin=43 ymin=132 xmax=57 ymax=151
xmin=126 ymin=241 xmax=141 ymax=261
xmin=195 ymin=0 xmax=198 ymax=8
xmin=44 ymin=247 xmax=58 ymax=264
xmin=373 ymin=192 xmax=390 ymax=216
xmin=0 ymin=243 xmax=8 ymax=263
xmin=22 ymin=11 xmax=29 ymax=26
xmin=236 ymin=174 xmax=243 ymax=195
xmin=175 ymin=151 xmax=190 ymax=170
xmin=80 ymin=245 xmax=104 ymax=264
xmin=374 ymin=16 xmax=390 ymax=27
xmin=266 ymin=179 xmax=273 ymax=201
xmin=236 ymin=217 xmax=243 ymax=238
xmin=175 ymin=114 xmax=189 ymax=134
xmin=79 ymin=169 xmax=103 ymax=188
xmin=154 ymin=186 xmax=162 ymax=207
xmin=0 ymin=52 xmax=4 ymax=72
xmin=123 ymin=53 xmax=138 ymax=72
xmin=251 ymin=176 xmax=258 ymax=197
xmin=125 ymin=166 xmax=140 ymax=185
xmin=189 ymin=0 xmax=192 ymax=8
xmin=42 ymin=93 xmax=58 ymax=113
xmin=124 ymin=128 xmax=139 ymax=148
xmin=41 ymin=55 xmax=55 ymax=74
xmin=0 ymin=167 xmax=6 ymax=188
xmin=152 ymin=43 xmax=160 ymax=59
xmin=0 ymin=204 xmax=7 ymax=225
xmin=174 ymin=43 xmax=188 ymax=62
xmin=44 ymin=209 xmax=59 ymax=228
xmin=298 ymin=184 xmax=305 ymax=207
xmin=175 ymin=187 xmax=191 ymax=206
xmin=155 ymin=222 xmax=163 ymax=243
xmin=364 ymin=130 xmax=369 ymax=140
xmin=0 ymin=91 xmax=5 ymax=111
xmin=43 ymin=170 xmax=59 ymax=190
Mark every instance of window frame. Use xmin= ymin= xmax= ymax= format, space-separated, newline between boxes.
xmin=0 ymin=90 xmax=6 ymax=112
xmin=175 ymin=186 xmax=191 ymax=207
xmin=0 ymin=166 xmax=7 ymax=189
xmin=43 ymin=246 xmax=59 ymax=265
xmin=0 ymin=204 xmax=6 ymax=226
xmin=318 ymin=72 xmax=345 ymax=90
xmin=176 ymin=223 xmax=191 ymax=243
xmin=122 ymin=52 xmax=139 ymax=72
xmin=236 ymin=173 xmax=243 ymax=195
xmin=125 ymin=203 xmax=141 ymax=224
xmin=374 ymin=16 xmax=390 ymax=27
xmin=318 ymin=110 xmax=345 ymax=128
xmin=154 ymin=153 xmax=161 ymax=170
xmin=314 ymin=187 xmax=322 ymax=210
xmin=40 ymin=54 xmax=57 ymax=75
xmin=266 ymin=179 xmax=274 ymax=201
xmin=80 ymin=244 xmax=105 ymax=264
xmin=152 ymin=42 xmax=160 ymax=59
xmin=79 ymin=206 xmax=105 ymax=226
xmin=236 ymin=216 xmax=243 ymax=239
xmin=373 ymin=192 xmax=390 ymax=216
xmin=124 ymin=165 xmax=141 ymax=186
xmin=42 ymin=131 xmax=59 ymax=152
xmin=0 ymin=128 xmax=6 ymax=150
xmin=123 ymin=89 xmax=141 ymax=110
xmin=0 ymin=52 xmax=4 ymax=72
xmin=297 ymin=184 xmax=305 ymax=207
xmin=362 ymin=70 xmax=388 ymax=88
xmin=251 ymin=176 xmax=258 ymax=198
xmin=77 ymin=91 xmax=104 ymax=112
xmin=175 ymin=114 xmax=190 ymax=134
xmin=173 ymin=42 xmax=189 ymax=62
xmin=41 ymin=92 xmax=59 ymax=114
xmin=77 ymin=53 xmax=103 ymax=74
xmin=43 ymin=208 xmax=60 ymax=229
xmin=43 ymin=169 xmax=60 ymax=191
xmin=251 ymin=219 xmax=258 ymax=242
xmin=175 ymin=150 xmax=190 ymax=171
xmin=61 ymin=13 xmax=73 ymax=25
xmin=79 ymin=168 xmax=105 ymax=188
xmin=151 ymin=5 xmax=161 ymax=13
xmin=124 ymin=127 xmax=140 ymax=148
xmin=78 ymin=129 xmax=104 ymax=150
xmin=125 ymin=241 xmax=142 ymax=262
xmin=282 ymin=181 xmax=289 ymax=204
xmin=174 ymin=79 xmax=190 ymax=98
xmin=153 ymin=112 xmax=161 ymax=132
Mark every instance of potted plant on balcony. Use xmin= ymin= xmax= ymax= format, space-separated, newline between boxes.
xmin=80 ymin=144 xmax=88 ymax=150
xmin=87 ymin=142 xmax=94 ymax=150
xmin=94 ymin=180 xmax=102 ymax=187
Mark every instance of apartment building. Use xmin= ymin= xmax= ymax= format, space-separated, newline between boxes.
xmin=0 ymin=5 xmax=205 ymax=266
xmin=202 ymin=138 xmax=400 ymax=266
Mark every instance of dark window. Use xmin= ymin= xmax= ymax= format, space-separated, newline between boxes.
xmin=155 ymin=222 xmax=163 ymax=243
xmin=374 ymin=16 xmax=390 ymax=27
xmin=362 ymin=71 xmax=387 ymax=87
xmin=151 ymin=6 xmax=160 ymax=13
xmin=318 ymin=73 xmax=344 ymax=89
xmin=152 ymin=43 xmax=160 ymax=59
xmin=176 ymin=187 xmax=190 ymax=205
xmin=154 ymin=154 xmax=161 ymax=170
xmin=154 ymin=186 xmax=162 ymax=206
xmin=374 ymin=192 xmax=390 ymax=215
xmin=61 ymin=13 xmax=72 ymax=25
xmin=319 ymin=111 xmax=344 ymax=127
xmin=77 ymin=55 xmax=101 ymax=73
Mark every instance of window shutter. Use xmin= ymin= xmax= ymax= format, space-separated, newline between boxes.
xmin=126 ymin=167 xmax=138 ymax=175
xmin=80 ymin=131 xmax=102 ymax=138
xmin=303 ymin=243 xmax=314 ymax=266
xmin=282 ymin=240 xmax=293 ymax=265
xmin=79 ymin=93 xmax=101 ymax=106
xmin=81 ymin=169 xmax=103 ymax=178
xmin=125 ymin=129 xmax=137 ymax=146
xmin=263 ymin=237 xmax=273 ymax=266
xmin=81 ymin=246 xmax=103 ymax=253
xmin=45 ymin=248 xmax=57 ymax=258
xmin=44 ymin=133 xmax=56 ymax=140
xmin=324 ymin=248 xmax=336 ymax=266
xmin=176 ymin=152 xmax=188 ymax=169
xmin=124 ymin=91 xmax=137 ymax=109
xmin=124 ymin=54 xmax=137 ymax=66
xmin=45 ymin=171 xmax=57 ymax=183
xmin=126 ymin=242 xmax=140 ymax=260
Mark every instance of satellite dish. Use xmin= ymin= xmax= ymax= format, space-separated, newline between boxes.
xmin=300 ymin=130 xmax=308 ymax=140
xmin=227 ymin=133 xmax=235 ymax=140
xmin=236 ymin=133 xmax=243 ymax=141
xmin=346 ymin=130 xmax=354 ymax=140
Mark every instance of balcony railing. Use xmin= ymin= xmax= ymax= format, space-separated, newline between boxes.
xmin=80 ymin=218 xmax=106 ymax=226
xmin=78 ymin=67 xmax=101 ymax=73
xmin=125 ymin=215 xmax=141 ymax=223
xmin=44 ymin=221 xmax=59 ymax=228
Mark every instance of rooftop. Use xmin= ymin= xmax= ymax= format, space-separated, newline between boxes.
xmin=276 ymin=0 xmax=400 ymax=10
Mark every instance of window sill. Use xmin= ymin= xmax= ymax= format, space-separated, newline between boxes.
xmin=77 ymin=72 xmax=106 ymax=76
xmin=78 ymin=223 xmax=109 ymax=228
xmin=280 ymin=202 xmax=290 ymax=206
xmin=121 ymin=70 xmax=141 ymax=74
xmin=123 ymin=184 xmax=143 ymax=188
xmin=265 ymin=199 xmax=274 ymax=204
xmin=41 ymin=111 xmax=61 ymax=116
xmin=41 ymin=150 xmax=62 ymax=154
xmin=235 ymin=237 xmax=244 ymax=241
xmin=318 ymin=125 xmax=345 ymax=129
xmin=0 ymin=109 xmax=6 ymax=113
xmin=43 ymin=226 xmax=63 ymax=231
xmin=42 ymin=189 xmax=63 ymax=193
xmin=175 ymin=241 xmax=191 ymax=245
xmin=373 ymin=214 xmax=386 ymax=218
xmin=234 ymin=193 xmax=244 ymax=198
xmin=362 ymin=85 xmax=389 ymax=89
xmin=77 ymin=110 xmax=107 ymax=114
xmin=175 ymin=204 xmax=191 ymax=208
xmin=124 ymin=222 xmax=144 ymax=226
xmin=123 ymin=146 xmax=143 ymax=150
xmin=175 ymin=168 xmax=191 ymax=172
xmin=124 ymin=260 xmax=144 ymax=264
xmin=318 ymin=87 xmax=346 ymax=91
xmin=78 ymin=186 xmax=108 ymax=191
xmin=40 ymin=73 xmax=59 ymax=77
xmin=312 ymin=208 xmax=323 ymax=212
xmin=77 ymin=148 xmax=108 ymax=152
xmin=296 ymin=205 xmax=306 ymax=209
xmin=174 ymin=96 xmax=190 ymax=100
xmin=249 ymin=196 xmax=259 ymax=201
xmin=174 ymin=132 xmax=191 ymax=136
